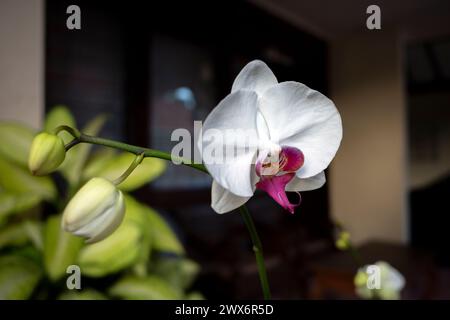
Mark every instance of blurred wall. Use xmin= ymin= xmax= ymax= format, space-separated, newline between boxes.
xmin=0 ymin=0 xmax=44 ymax=128
xmin=329 ymin=32 xmax=408 ymax=244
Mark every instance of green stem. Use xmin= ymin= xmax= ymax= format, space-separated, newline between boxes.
xmin=78 ymin=133 xmax=208 ymax=174
xmin=64 ymin=138 xmax=81 ymax=151
xmin=113 ymin=152 xmax=145 ymax=186
xmin=240 ymin=205 xmax=272 ymax=300
xmin=54 ymin=125 xmax=81 ymax=139
xmin=62 ymin=128 xmax=271 ymax=299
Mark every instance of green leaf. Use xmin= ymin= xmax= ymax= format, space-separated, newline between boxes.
xmin=81 ymin=148 xmax=117 ymax=180
xmin=152 ymin=257 xmax=200 ymax=291
xmin=77 ymin=222 xmax=141 ymax=277
xmin=0 ymin=192 xmax=41 ymax=225
xmin=23 ymin=220 xmax=44 ymax=251
xmin=59 ymin=114 xmax=107 ymax=187
xmin=85 ymin=153 xmax=166 ymax=192
xmin=125 ymin=196 xmax=184 ymax=255
xmin=0 ymin=221 xmax=44 ymax=251
xmin=58 ymin=288 xmax=107 ymax=300
xmin=44 ymin=105 xmax=76 ymax=144
xmin=146 ymin=207 xmax=184 ymax=255
xmin=0 ymin=122 xmax=36 ymax=168
xmin=109 ymin=276 xmax=181 ymax=300
xmin=123 ymin=196 xmax=152 ymax=276
xmin=0 ymin=157 xmax=56 ymax=201
xmin=0 ymin=255 xmax=42 ymax=299
xmin=185 ymin=291 xmax=205 ymax=300
xmin=0 ymin=224 xmax=28 ymax=249
xmin=43 ymin=215 xmax=84 ymax=281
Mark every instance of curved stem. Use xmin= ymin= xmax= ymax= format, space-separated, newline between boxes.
xmin=78 ymin=133 xmax=208 ymax=174
xmin=54 ymin=125 xmax=81 ymax=139
xmin=64 ymin=138 xmax=81 ymax=151
xmin=240 ymin=205 xmax=271 ymax=300
xmin=113 ymin=152 xmax=145 ymax=186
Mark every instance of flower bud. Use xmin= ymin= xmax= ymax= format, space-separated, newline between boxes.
xmin=62 ymin=177 xmax=125 ymax=243
xmin=28 ymin=132 xmax=66 ymax=176
xmin=335 ymin=231 xmax=351 ymax=250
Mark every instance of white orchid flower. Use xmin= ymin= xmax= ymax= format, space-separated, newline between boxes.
xmin=354 ymin=261 xmax=405 ymax=300
xmin=199 ymin=60 xmax=342 ymax=214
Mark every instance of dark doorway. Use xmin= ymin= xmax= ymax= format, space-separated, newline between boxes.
xmin=406 ymin=38 xmax=450 ymax=266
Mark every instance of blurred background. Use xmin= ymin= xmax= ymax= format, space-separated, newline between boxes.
xmin=0 ymin=0 xmax=450 ymax=299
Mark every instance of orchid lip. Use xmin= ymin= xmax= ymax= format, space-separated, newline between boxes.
xmin=256 ymin=172 xmax=301 ymax=214
xmin=255 ymin=145 xmax=305 ymax=213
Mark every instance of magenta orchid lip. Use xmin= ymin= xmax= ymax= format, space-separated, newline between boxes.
xmin=255 ymin=146 xmax=304 ymax=213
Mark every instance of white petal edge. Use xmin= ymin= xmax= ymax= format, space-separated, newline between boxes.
xmin=285 ymin=171 xmax=326 ymax=192
xmin=259 ymin=81 xmax=342 ymax=179
xmin=211 ymin=180 xmax=250 ymax=214
xmin=231 ymin=60 xmax=278 ymax=96
xmin=199 ymin=90 xmax=260 ymax=197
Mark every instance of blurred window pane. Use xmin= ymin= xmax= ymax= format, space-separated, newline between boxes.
xmin=149 ymin=34 xmax=215 ymax=189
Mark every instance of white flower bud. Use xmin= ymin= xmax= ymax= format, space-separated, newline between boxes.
xmin=62 ymin=177 xmax=125 ymax=243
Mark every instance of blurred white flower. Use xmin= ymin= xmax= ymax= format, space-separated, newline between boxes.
xmin=354 ymin=261 xmax=405 ymax=300
xmin=62 ymin=177 xmax=125 ymax=243
xmin=199 ymin=60 xmax=342 ymax=213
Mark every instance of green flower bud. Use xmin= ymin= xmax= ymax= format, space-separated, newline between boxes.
xmin=335 ymin=231 xmax=351 ymax=250
xmin=62 ymin=177 xmax=125 ymax=243
xmin=28 ymin=132 xmax=66 ymax=176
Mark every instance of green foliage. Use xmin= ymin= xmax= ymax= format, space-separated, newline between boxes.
xmin=0 ymin=223 xmax=29 ymax=249
xmin=0 ymin=156 xmax=56 ymax=201
xmin=44 ymin=215 xmax=84 ymax=281
xmin=152 ymin=257 xmax=200 ymax=291
xmin=44 ymin=105 xmax=76 ymax=144
xmin=58 ymin=288 xmax=107 ymax=300
xmin=0 ymin=107 xmax=202 ymax=300
xmin=109 ymin=275 xmax=181 ymax=300
xmin=83 ymin=151 xmax=166 ymax=192
xmin=0 ymin=193 xmax=41 ymax=226
xmin=0 ymin=122 xmax=36 ymax=168
xmin=78 ymin=222 xmax=141 ymax=277
xmin=0 ymin=255 xmax=42 ymax=299
xmin=125 ymin=195 xmax=184 ymax=256
xmin=146 ymin=205 xmax=185 ymax=255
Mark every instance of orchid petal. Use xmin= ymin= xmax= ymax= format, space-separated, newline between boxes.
xmin=285 ymin=171 xmax=326 ymax=192
xmin=199 ymin=90 xmax=260 ymax=197
xmin=256 ymin=111 xmax=270 ymax=141
xmin=231 ymin=60 xmax=278 ymax=96
xmin=211 ymin=180 xmax=250 ymax=214
xmin=259 ymin=81 xmax=342 ymax=178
